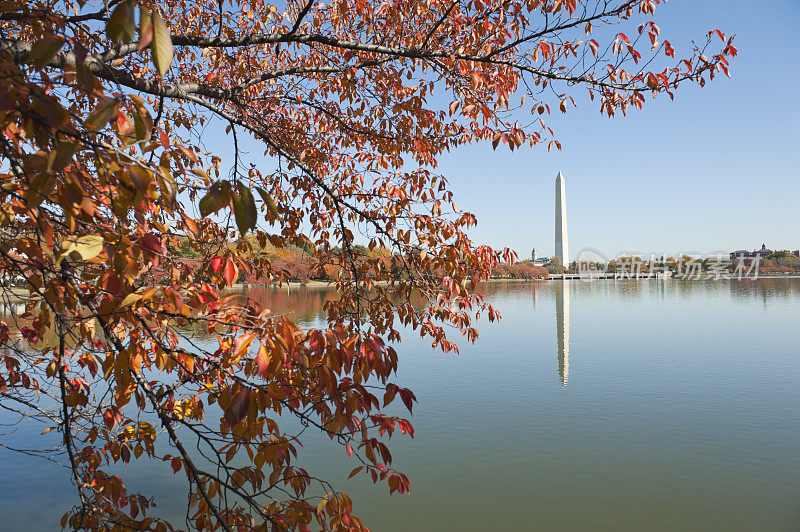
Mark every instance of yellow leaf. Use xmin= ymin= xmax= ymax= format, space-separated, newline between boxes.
xmin=55 ymin=235 xmax=104 ymax=265
xmin=120 ymin=292 xmax=142 ymax=307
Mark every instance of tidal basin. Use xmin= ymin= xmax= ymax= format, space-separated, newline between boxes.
xmin=1 ymin=278 xmax=798 ymax=530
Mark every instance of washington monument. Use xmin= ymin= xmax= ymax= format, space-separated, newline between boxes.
xmin=555 ymin=171 xmax=569 ymax=266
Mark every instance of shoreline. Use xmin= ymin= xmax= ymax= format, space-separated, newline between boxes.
xmin=233 ymin=273 xmax=800 ymax=290
xmin=3 ymin=274 xmax=798 ymax=304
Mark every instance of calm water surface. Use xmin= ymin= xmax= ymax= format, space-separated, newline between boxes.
xmin=1 ymin=279 xmax=799 ymax=530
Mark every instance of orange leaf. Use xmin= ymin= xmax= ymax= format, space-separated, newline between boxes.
xmin=233 ymin=333 xmax=256 ymax=360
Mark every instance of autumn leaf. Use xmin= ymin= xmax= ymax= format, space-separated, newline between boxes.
xmin=232 ymin=333 xmax=256 ymax=362
xmin=85 ymin=98 xmax=117 ymax=131
xmin=199 ymin=181 xmax=230 ymax=217
xmin=138 ymin=5 xmax=153 ymax=50
xmin=120 ymin=292 xmax=142 ymax=307
xmin=157 ymin=170 xmax=177 ymax=207
xmin=56 ymin=235 xmax=104 ymax=265
xmin=48 ymin=141 xmax=79 ymax=172
xmin=224 ymin=257 xmax=237 ymax=286
xmin=129 ymin=165 xmax=152 ymax=193
xmin=255 ymin=344 xmax=269 ymax=374
xmin=224 ymin=388 xmax=251 ymax=428
xmin=107 ymin=0 xmax=136 ymax=43
xmin=255 ymin=187 xmax=278 ymax=219
xmin=133 ymin=106 xmax=153 ymax=142
xmin=28 ymin=35 xmax=64 ymax=69
xmin=232 ymin=183 xmax=257 ymax=235
xmin=150 ymin=10 xmax=173 ymax=76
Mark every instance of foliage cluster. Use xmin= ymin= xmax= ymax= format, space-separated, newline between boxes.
xmin=492 ymin=260 xmax=548 ymax=279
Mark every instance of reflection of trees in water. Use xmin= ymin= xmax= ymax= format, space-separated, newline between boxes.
xmin=111 ymin=278 xmax=798 ymax=342
xmin=729 ymin=278 xmax=800 ymax=308
xmin=0 ymin=299 xmax=33 ymax=336
xmin=479 ymin=278 xmax=799 ymax=306
xmin=233 ymin=286 xmax=340 ymax=325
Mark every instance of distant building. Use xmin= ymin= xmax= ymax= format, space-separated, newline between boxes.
xmin=529 ymin=248 xmax=551 ymax=265
xmin=730 ymin=244 xmax=773 ymax=261
xmin=792 ymin=250 xmax=800 ymax=258
xmin=754 ymin=243 xmax=772 ymax=257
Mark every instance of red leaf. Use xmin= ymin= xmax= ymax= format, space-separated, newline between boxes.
xmin=399 ymin=388 xmax=416 ymax=413
xmin=224 ymin=258 xmax=237 ymax=286
xmin=139 ymin=233 xmax=164 ymax=255
xmin=210 ymin=256 xmax=223 ymax=273
xmin=224 ymin=388 xmax=250 ymax=428
xmin=103 ymin=409 xmax=116 ymax=430
xmin=346 ymin=443 xmax=352 ymax=457
xmin=171 ymin=457 xmax=182 ymax=473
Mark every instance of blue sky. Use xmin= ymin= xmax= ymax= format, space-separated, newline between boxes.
xmin=437 ymin=0 xmax=800 ymax=260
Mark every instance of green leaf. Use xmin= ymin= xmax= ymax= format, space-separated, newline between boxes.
xmin=198 ymin=181 xmax=230 ymax=217
xmin=106 ymin=0 xmax=135 ymax=43
xmin=150 ymin=10 xmax=173 ymax=76
xmin=28 ymin=36 xmax=64 ymax=70
xmin=255 ymin=187 xmax=278 ymax=219
xmin=133 ymin=112 xmax=150 ymax=144
xmin=198 ymin=192 xmax=219 ymax=218
xmin=233 ymin=183 xmax=257 ymax=235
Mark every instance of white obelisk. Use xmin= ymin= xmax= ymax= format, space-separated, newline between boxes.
xmin=555 ymin=171 xmax=569 ymax=267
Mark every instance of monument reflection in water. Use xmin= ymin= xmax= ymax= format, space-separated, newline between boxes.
xmin=555 ymin=280 xmax=569 ymax=386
